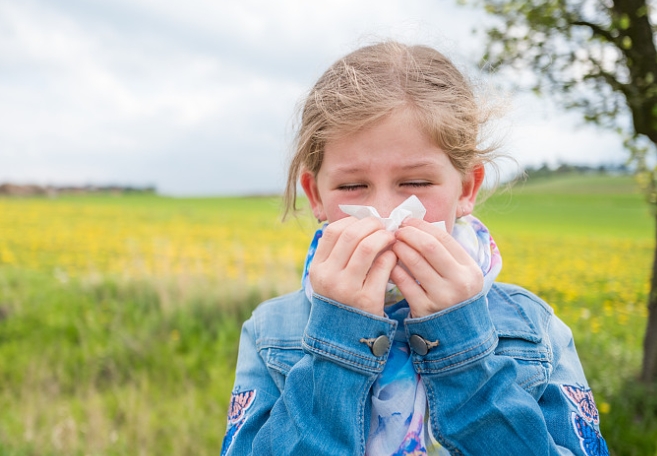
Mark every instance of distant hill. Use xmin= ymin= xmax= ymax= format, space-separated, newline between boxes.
xmin=522 ymin=162 xmax=631 ymax=180
xmin=513 ymin=173 xmax=640 ymax=195
xmin=0 ymin=183 xmax=157 ymax=197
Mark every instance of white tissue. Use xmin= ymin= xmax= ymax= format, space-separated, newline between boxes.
xmin=339 ymin=195 xmax=446 ymax=232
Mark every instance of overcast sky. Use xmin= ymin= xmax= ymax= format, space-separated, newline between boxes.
xmin=0 ymin=0 xmax=628 ymax=196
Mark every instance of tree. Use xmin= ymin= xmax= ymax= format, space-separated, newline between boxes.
xmin=463 ymin=0 xmax=657 ymax=382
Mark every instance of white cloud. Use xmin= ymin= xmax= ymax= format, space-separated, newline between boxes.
xmin=506 ymin=94 xmax=627 ymax=168
xmin=0 ymin=0 xmax=629 ymax=195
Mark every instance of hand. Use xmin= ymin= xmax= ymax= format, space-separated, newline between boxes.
xmin=308 ymin=216 xmax=397 ymax=316
xmin=390 ymin=218 xmax=483 ymax=318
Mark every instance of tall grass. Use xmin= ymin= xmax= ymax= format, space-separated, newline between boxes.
xmin=0 ymin=269 xmax=272 ymax=455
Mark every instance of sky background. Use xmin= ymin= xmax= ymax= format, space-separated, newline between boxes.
xmin=0 ymin=0 xmax=629 ymax=196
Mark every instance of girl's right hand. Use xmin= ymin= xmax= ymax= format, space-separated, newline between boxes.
xmin=308 ymin=216 xmax=397 ymax=317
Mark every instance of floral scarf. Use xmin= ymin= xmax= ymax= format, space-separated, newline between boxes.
xmin=301 ymin=213 xmax=502 ymax=455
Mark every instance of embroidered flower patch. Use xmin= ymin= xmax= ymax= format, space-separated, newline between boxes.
xmin=561 ymin=384 xmax=600 ymax=424
xmin=221 ymin=389 xmax=256 ymax=456
xmin=571 ymin=413 xmax=609 ymax=456
xmin=562 ymin=384 xmax=608 ymax=455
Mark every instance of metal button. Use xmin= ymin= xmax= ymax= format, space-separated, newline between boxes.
xmin=371 ymin=335 xmax=391 ymax=357
xmin=409 ymin=334 xmax=429 ymax=355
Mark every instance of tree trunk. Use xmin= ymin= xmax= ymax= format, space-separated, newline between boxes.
xmin=640 ymin=209 xmax=657 ymax=383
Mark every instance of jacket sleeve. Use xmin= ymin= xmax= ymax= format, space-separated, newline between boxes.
xmin=405 ymin=292 xmax=608 ymax=456
xmin=221 ymin=294 xmax=397 ymax=456
xmin=538 ymin=315 xmax=608 ymax=455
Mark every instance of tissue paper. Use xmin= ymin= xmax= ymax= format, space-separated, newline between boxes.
xmin=339 ymin=195 xmax=446 ymax=231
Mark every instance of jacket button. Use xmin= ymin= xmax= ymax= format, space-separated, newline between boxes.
xmin=371 ymin=335 xmax=391 ymax=357
xmin=409 ymin=334 xmax=429 ymax=355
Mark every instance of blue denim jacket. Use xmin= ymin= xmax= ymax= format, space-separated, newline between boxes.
xmin=221 ymin=283 xmax=607 ymax=455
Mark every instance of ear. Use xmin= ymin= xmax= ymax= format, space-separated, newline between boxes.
xmin=300 ymin=170 xmax=326 ymax=222
xmin=458 ymin=165 xmax=485 ymax=217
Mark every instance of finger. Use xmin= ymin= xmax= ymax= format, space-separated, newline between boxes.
xmin=400 ymin=218 xmax=473 ymax=265
xmin=396 ymin=225 xmax=473 ymax=273
xmin=360 ymin=250 xmax=397 ymax=308
xmin=389 ymin=263 xmax=433 ymax=311
xmin=395 ymin=226 xmax=455 ymax=278
xmin=345 ymin=229 xmax=395 ymax=281
xmin=322 ymin=217 xmax=387 ymax=269
xmin=312 ymin=216 xmax=358 ymax=264
xmin=392 ymin=240 xmax=448 ymax=291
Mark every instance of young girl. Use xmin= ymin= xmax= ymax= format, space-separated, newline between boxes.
xmin=221 ymin=42 xmax=608 ymax=456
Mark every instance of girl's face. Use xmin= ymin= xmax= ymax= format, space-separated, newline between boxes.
xmin=301 ymin=109 xmax=484 ymax=233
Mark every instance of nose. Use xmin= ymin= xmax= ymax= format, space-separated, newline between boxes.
xmin=369 ymin=192 xmax=404 ymax=218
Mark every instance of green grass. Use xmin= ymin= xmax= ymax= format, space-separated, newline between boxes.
xmin=478 ymin=174 xmax=653 ymax=239
xmin=0 ymin=174 xmax=655 ymax=455
xmin=0 ymin=269 xmax=269 ymax=455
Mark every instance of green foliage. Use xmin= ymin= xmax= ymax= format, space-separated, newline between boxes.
xmin=602 ymin=381 xmax=657 ymax=456
xmin=466 ymin=0 xmax=657 ymax=193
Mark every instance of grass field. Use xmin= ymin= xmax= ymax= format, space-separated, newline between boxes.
xmin=0 ymin=173 xmax=655 ymax=455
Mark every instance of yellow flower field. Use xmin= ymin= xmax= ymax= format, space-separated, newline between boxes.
xmin=0 ymin=195 xmax=650 ymax=363
xmin=0 ymin=179 xmax=654 ymax=454
xmin=0 ymin=196 xmax=650 ymax=327
xmin=0 ymin=197 xmax=316 ymax=290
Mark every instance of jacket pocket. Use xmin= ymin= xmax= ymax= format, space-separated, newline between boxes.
xmin=258 ymin=341 xmax=305 ymax=392
xmin=495 ymin=336 xmax=552 ymax=399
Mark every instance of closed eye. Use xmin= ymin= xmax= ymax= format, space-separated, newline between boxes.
xmin=402 ymin=182 xmax=432 ymax=188
xmin=337 ymin=184 xmax=367 ymax=191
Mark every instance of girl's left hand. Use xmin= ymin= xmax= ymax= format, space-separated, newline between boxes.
xmin=390 ymin=218 xmax=483 ymax=318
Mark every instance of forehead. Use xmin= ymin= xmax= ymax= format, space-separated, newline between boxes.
xmin=321 ymin=109 xmax=451 ymax=171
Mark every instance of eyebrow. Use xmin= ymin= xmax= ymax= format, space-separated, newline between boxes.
xmin=330 ymin=166 xmax=362 ymax=175
xmin=330 ymin=161 xmax=439 ymax=176
xmin=398 ymin=161 xmax=439 ymax=170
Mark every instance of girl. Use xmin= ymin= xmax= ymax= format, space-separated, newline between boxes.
xmin=221 ymin=42 xmax=607 ymax=456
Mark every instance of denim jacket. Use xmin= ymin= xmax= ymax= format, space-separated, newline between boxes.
xmin=221 ymin=283 xmax=607 ymax=456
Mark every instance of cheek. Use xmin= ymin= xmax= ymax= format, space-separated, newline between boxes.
xmin=326 ymin=206 xmax=350 ymax=223
xmin=422 ymin=199 xmax=459 ymax=224
xmin=424 ymin=201 xmax=456 ymax=233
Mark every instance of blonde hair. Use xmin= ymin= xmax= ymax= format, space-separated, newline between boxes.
xmin=284 ymin=41 xmax=499 ymax=217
